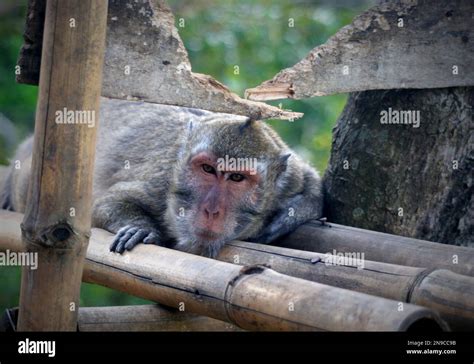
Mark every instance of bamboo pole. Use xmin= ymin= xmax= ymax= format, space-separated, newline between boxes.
xmin=217 ymin=241 xmax=474 ymax=331
xmin=1 ymin=306 xmax=240 ymax=332
xmin=1 ymin=213 xmax=471 ymax=330
xmin=277 ymin=221 xmax=474 ymax=277
xmin=78 ymin=305 xmax=241 ymax=332
xmin=17 ymin=0 xmax=107 ymax=331
xmin=0 ymin=211 xmax=448 ymax=331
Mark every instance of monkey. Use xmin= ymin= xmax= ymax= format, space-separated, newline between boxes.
xmin=0 ymin=98 xmax=323 ymax=258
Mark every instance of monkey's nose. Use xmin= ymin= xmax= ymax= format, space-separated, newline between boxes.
xmin=204 ymin=208 xmax=220 ymax=221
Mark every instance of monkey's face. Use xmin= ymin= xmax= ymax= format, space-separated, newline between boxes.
xmin=169 ymin=117 xmax=286 ymax=257
xmin=171 ymin=150 xmax=265 ymax=257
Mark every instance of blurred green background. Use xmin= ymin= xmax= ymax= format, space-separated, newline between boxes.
xmin=0 ymin=1 xmax=368 ymax=312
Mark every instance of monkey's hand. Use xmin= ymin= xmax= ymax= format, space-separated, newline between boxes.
xmin=92 ymin=184 xmax=166 ymax=254
xmin=250 ymin=194 xmax=322 ymax=244
xmin=109 ymin=225 xmax=162 ymax=254
xmin=250 ymin=212 xmax=296 ymax=244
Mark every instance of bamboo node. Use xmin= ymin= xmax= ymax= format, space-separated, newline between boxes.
xmin=41 ymin=222 xmax=75 ymax=246
xmin=225 ymin=265 xmax=267 ymax=290
xmin=229 ymin=264 xmax=269 ymax=287
xmin=50 ymin=226 xmax=72 ymax=242
xmin=222 ymin=264 xmax=270 ymax=328
xmin=406 ymin=268 xmax=436 ymax=303
xmin=240 ymin=264 xmax=267 ymax=276
xmin=20 ymin=222 xmax=77 ymax=248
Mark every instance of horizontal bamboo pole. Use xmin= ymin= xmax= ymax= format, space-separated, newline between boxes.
xmin=277 ymin=221 xmax=474 ymax=277
xmin=0 ymin=306 xmax=240 ymax=332
xmin=218 ymin=241 xmax=474 ymax=331
xmin=78 ymin=305 xmax=240 ymax=332
xmin=0 ymin=210 xmax=448 ymax=331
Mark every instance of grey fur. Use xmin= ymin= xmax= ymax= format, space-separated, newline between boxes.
xmin=1 ymin=97 xmax=323 ymax=257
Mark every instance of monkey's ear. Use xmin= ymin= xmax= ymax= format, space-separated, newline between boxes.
xmin=276 ymin=153 xmax=291 ymax=174
xmin=279 ymin=152 xmax=291 ymax=165
xmin=239 ymin=117 xmax=256 ymax=134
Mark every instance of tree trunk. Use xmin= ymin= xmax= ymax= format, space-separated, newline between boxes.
xmin=323 ymin=87 xmax=473 ymax=247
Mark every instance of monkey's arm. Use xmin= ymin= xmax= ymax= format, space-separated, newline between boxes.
xmin=92 ymin=182 xmax=165 ymax=253
xmin=251 ymin=167 xmax=323 ymax=244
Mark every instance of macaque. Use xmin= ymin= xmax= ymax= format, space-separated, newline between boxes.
xmin=1 ymin=98 xmax=323 ymax=257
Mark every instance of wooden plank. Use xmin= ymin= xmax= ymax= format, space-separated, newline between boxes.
xmin=245 ymin=0 xmax=474 ymax=100
xmin=15 ymin=0 xmax=302 ymax=121
xmin=17 ymin=0 xmax=107 ymax=331
xmin=0 ymin=210 xmax=448 ymax=331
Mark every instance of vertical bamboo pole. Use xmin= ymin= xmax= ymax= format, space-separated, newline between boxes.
xmin=17 ymin=0 xmax=107 ymax=331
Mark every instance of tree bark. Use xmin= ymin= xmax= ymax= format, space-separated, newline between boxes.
xmin=323 ymin=87 xmax=473 ymax=247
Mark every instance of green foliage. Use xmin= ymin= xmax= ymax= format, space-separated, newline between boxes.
xmin=171 ymin=0 xmax=359 ymax=171
xmin=80 ymin=283 xmax=152 ymax=307
xmin=0 ymin=267 xmax=21 ymax=310
xmin=0 ymin=266 xmax=151 ymax=313
xmin=0 ymin=1 xmax=360 ymax=312
xmin=0 ymin=3 xmax=37 ymax=151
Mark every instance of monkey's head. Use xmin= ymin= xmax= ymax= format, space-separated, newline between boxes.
xmin=168 ymin=115 xmax=292 ymax=257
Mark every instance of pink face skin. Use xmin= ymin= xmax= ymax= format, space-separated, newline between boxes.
xmin=189 ymin=152 xmax=260 ymax=241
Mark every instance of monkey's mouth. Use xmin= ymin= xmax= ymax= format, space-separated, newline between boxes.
xmin=194 ymin=228 xmax=222 ymax=241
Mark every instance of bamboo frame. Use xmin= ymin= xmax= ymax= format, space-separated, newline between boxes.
xmin=278 ymin=221 xmax=474 ymax=277
xmin=17 ymin=0 xmax=107 ymax=331
xmin=1 ymin=306 xmax=241 ymax=332
xmin=218 ymin=241 xmax=474 ymax=331
xmin=0 ymin=210 xmax=449 ymax=331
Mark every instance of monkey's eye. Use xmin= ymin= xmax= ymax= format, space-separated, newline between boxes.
xmin=229 ymin=173 xmax=245 ymax=182
xmin=202 ymin=164 xmax=216 ymax=175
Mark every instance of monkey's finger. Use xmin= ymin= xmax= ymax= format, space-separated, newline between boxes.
xmin=109 ymin=225 xmax=132 ymax=252
xmin=124 ymin=230 xmax=148 ymax=251
xmin=115 ymin=234 xmax=133 ymax=253
xmin=115 ymin=227 xmax=140 ymax=253
xmin=143 ymin=232 xmax=160 ymax=245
